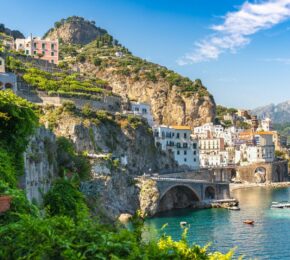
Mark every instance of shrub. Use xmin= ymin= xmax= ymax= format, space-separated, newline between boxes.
xmin=44 ymin=179 xmax=89 ymax=221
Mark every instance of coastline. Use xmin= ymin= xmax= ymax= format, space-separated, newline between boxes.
xmin=230 ymin=182 xmax=290 ymax=191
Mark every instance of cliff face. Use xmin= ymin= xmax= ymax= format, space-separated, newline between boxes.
xmin=44 ymin=16 xmax=108 ymax=45
xmin=41 ymin=107 xmax=177 ymax=219
xmin=22 ymin=127 xmax=58 ymax=204
xmin=79 ymin=63 xmax=215 ymax=128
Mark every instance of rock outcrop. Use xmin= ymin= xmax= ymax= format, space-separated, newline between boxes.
xmin=44 ymin=16 xmax=108 ymax=45
xmin=43 ymin=16 xmax=216 ymax=127
xmin=21 ymin=127 xmax=58 ymax=204
xmin=80 ymin=63 xmax=215 ymax=128
xmin=41 ymin=107 xmax=177 ymax=220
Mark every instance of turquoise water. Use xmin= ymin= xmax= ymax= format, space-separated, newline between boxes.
xmin=144 ymin=187 xmax=290 ymax=259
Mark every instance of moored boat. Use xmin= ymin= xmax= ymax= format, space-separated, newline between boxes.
xmin=243 ymin=220 xmax=254 ymax=225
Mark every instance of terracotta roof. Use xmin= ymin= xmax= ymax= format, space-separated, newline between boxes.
xmin=171 ymin=125 xmax=191 ymax=130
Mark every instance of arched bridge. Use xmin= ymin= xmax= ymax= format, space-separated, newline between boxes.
xmin=139 ymin=176 xmax=231 ymax=214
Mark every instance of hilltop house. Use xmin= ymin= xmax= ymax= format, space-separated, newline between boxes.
xmin=15 ymin=35 xmax=59 ymax=64
xmin=130 ymin=102 xmax=154 ymax=126
xmin=0 ymin=57 xmax=17 ymax=92
xmin=153 ymin=125 xmax=200 ymax=170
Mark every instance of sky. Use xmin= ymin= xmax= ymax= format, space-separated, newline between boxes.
xmin=2 ymin=0 xmax=290 ymax=109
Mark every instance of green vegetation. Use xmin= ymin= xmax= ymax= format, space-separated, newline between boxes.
xmin=216 ymin=105 xmax=238 ymax=118
xmin=56 ymin=137 xmax=91 ymax=180
xmin=69 ymin=36 xmax=210 ymax=98
xmin=23 ymin=67 xmax=110 ymax=99
xmin=273 ymin=122 xmax=290 ymax=144
xmin=0 ymin=81 xmax=233 ymax=260
xmin=0 ymin=90 xmax=38 ymax=175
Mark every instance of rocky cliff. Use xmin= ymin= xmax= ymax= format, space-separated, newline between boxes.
xmin=44 ymin=17 xmax=216 ymax=128
xmin=40 ymin=105 xmax=177 ymax=219
xmin=44 ymin=16 xmax=108 ymax=45
xmin=22 ymin=127 xmax=58 ymax=204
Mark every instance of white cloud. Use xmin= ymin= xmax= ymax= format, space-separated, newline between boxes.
xmin=178 ymin=0 xmax=290 ymax=65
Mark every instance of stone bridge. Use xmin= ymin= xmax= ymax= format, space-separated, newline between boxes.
xmin=138 ymin=176 xmax=231 ymax=215
xmin=212 ymin=161 xmax=289 ymax=184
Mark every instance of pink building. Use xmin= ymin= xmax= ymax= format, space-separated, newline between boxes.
xmin=15 ymin=36 xmax=59 ymax=64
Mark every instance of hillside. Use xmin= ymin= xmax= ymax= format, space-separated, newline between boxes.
xmin=0 ymin=23 xmax=24 ymax=39
xmin=44 ymin=16 xmax=108 ymax=45
xmin=44 ymin=16 xmax=216 ymax=127
xmin=252 ymin=100 xmax=290 ymax=124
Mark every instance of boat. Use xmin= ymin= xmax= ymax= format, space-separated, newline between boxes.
xmin=180 ymin=221 xmax=187 ymax=227
xmin=271 ymin=201 xmax=290 ymax=209
xmin=243 ymin=220 xmax=254 ymax=225
xmin=228 ymin=206 xmax=240 ymax=211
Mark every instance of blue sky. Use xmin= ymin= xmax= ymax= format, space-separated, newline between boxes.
xmin=2 ymin=0 xmax=290 ymax=109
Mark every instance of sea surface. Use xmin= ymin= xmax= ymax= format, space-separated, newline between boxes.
xmin=144 ymin=187 xmax=290 ymax=259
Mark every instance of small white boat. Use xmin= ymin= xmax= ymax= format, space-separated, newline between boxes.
xmin=180 ymin=221 xmax=187 ymax=227
xmin=271 ymin=201 xmax=290 ymax=209
xmin=228 ymin=206 xmax=240 ymax=211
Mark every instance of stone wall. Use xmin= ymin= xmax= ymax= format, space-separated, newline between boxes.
xmin=236 ymin=161 xmax=289 ymax=183
xmin=20 ymin=127 xmax=58 ymax=204
xmin=16 ymin=82 xmax=122 ymax=112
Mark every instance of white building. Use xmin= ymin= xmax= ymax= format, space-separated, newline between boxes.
xmin=153 ymin=125 xmax=199 ymax=169
xmin=261 ymin=118 xmax=272 ymax=131
xmin=194 ymin=123 xmax=224 ymax=139
xmin=198 ymin=138 xmax=227 ymax=167
xmin=236 ymin=132 xmax=275 ymax=164
xmin=130 ymin=102 xmax=154 ymax=126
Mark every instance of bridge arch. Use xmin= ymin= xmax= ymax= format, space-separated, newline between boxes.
xmin=204 ymin=186 xmax=215 ymax=200
xmin=157 ymin=184 xmax=200 ymax=213
xmin=254 ymin=167 xmax=266 ymax=183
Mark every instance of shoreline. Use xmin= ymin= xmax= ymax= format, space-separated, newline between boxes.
xmin=230 ymin=182 xmax=290 ymax=191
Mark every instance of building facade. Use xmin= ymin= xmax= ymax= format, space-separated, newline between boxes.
xmin=15 ymin=36 xmax=59 ymax=64
xmin=130 ymin=102 xmax=154 ymax=126
xmin=153 ymin=125 xmax=200 ymax=169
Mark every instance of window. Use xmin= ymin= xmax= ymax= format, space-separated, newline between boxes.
xmin=177 ymin=150 xmax=180 ymax=155
xmin=193 ymin=143 xmax=197 ymax=149
xmin=176 ymin=143 xmax=181 ymax=148
xmin=142 ymin=108 xmax=147 ymax=114
xmin=51 ymin=43 xmax=55 ymax=50
xmin=42 ymin=43 xmax=46 ymax=49
xmin=194 ymin=151 xmax=196 ymax=155
xmin=176 ymin=133 xmax=180 ymax=139
xmin=51 ymin=52 xmax=54 ymax=56
xmin=184 ymin=158 xmax=187 ymax=162
xmin=184 ymin=133 xmax=187 ymax=138
xmin=184 ymin=150 xmax=187 ymax=155
xmin=183 ymin=143 xmax=188 ymax=148
xmin=25 ymin=50 xmax=29 ymax=55
xmin=51 ymin=60 xmax=54 ymax=64
xmin=42 ymin=51 xmax=45 ymax=55
xmin=33 ymin=51 xmax=37 ymax=55
xmin=33 ymin=42 xmax=37 ymax=48
xmin=135 ymin=107 xmax=139 ymax=111
xmin=194 ymin=158 xmax=196 ymax=162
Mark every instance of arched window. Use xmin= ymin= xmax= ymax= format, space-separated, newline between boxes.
xmin=5 ymin=83 xmax=13 ymax=89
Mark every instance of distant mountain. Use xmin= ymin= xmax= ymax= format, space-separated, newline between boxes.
xmin=0 ymin=23 xmax=24 ymax=39
xmin=252 ymin=100 xmax=290 ymax=124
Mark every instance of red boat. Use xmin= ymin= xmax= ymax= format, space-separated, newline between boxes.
xmin=243 ymin=220 xmax=254 ymax=225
